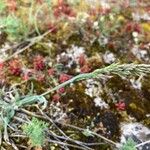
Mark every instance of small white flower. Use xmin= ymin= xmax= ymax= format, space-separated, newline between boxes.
xmin=93 ymin=21 xmax=99 ymax=29
xmin=76 ymin=12 xmax=89 ymax=24
xmin=109 ymin=14 xmax=114 ymax=20
xmin=101 ymin=1 xmax=110 ymax=9
xmin=100 ymin=16 xmax=105 ymax=22
xmin=134 ymin=37 xmax=138 ymax=43
xmin=0 ymin=42 xmax=10 ymax=61
xmin=132 ymin=32 xmax=138 ymax=38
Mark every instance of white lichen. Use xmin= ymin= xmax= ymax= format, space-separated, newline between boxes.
xmin=56 ymin=45 xmax=85 ymax=68
xmin=103 ymin=51 xmax=116 ymax=64
xmin=85 ymin=79 xmax=103 ymax=97
xmin=131 ymin=46 xmax=149 ymax=61
xmin=94 ymin=96 xmax=109 ymax=109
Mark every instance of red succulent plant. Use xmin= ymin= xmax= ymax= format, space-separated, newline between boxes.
xmin=45 ymin=22 xmax=57 ymax=33
xmin=36 ymin=74 xmax=45 ymax=82
xmin=7 ymin=0 xmax=17 ymax=12
xmin=115 ymin=101 xmax=126 ymax=111
xmin=125 ymin=22 xmax=141 ymax=33
xmin=58 ymin=87 xmax=65 ymax=94
xmin=48 ymin=68 xmax=55 ymax=76
xmin=53 ymin=0 xmax=76 ymax=18
xmin=0 ymin=62 xmax=4 ymax=70
xmin=78 ymin=54 xmax=86 ymax=67
xmin=59 ymin=73 xmax=72 ymax=83
xmin=52 ymin=94 xmax=61 ymax=102
xmin=33 ymin=55 xmax=45 ymax=71
xmin=36 ymin=0 xmax=44 ymax=4
xmin=9 ymin=59 xmax=22 ymax=76
xmin=80 ymin=64 xmax=91 ymax=73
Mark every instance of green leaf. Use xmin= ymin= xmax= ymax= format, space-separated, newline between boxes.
xmin=120 ymin=138 xmax=136 ymax=150
xmin=0 ymin=0 xmax=6 ymax=13
xmin=16 ymin=95 xmax=47 ymax=110
xmin=82 ymin=128 xmax=94 ymax=137
xmin=45 ymin=0 xmax=51 ymax=5
xmin=22 ymin=117 xmax=48 ymax=147
xmin=0 ymin=14 xmax=29 ymax=40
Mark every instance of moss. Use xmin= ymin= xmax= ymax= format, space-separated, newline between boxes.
xmin=93 ymin=111 xmax=120 ymax=140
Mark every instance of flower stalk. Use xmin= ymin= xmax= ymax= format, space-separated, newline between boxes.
xmin=41 ymin=63 xmax=150 ymax=96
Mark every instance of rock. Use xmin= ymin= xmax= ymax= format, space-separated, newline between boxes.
xmin=120 ymin=123 xmax=150 ymax=150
